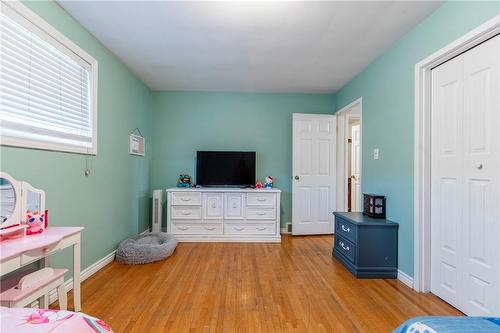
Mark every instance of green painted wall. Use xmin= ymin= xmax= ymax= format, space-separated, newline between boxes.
xmin=151 ymin=91 xmax=335 ymax=226
xmin=0 ymin=1 xmax=152 ymax=275
xmin=334 ymin=1 xmax=500 ymax=277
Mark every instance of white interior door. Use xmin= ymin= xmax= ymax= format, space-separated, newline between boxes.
xmin=431 ymin=34 xmax=499 ymax=316
xmin=350 ymin=124 xmax=361 ymax=212
xmin=292 ymin=114 xmax=336 ymax=235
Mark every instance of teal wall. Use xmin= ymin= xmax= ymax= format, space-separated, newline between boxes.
xmin=334 ymin=1 xmax=500 ymax=277
xmin=0 ymin=1 xmax=152 ymax=275
xmin=151 ymin=91 xmax=335 ymax=226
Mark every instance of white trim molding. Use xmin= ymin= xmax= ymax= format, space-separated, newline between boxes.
xmin=335 ymin=98 xmax=363 ymax=212
xmin=413 ymin=14 xmax=500 ymax=293
xmin=47 ymin=228 xmax=150 ymax=305
xmin=48 ymin=250 xmax=116 ymax=305
xmin=397 ymin=270 xmax=414 ymax=289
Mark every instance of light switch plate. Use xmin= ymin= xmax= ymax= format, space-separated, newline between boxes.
xmin=373 ymin=148 xmax=380 ymax=160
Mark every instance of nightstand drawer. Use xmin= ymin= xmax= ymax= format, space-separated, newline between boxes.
xmin=335 ymin=236 xmax=355 ymax=263
xmin=335 ymin=217 xmax=356 ymax=243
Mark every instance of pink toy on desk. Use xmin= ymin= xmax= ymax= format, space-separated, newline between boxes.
xmin=25 ymin=211 xmax=45 ymax=235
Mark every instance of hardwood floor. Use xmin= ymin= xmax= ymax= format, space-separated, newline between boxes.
xmin=62 ymin=235 xmax=461 ymax=332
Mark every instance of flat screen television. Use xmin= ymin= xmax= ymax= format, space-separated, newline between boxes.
xmin=196 ymin=151 xmax=256 ymax=187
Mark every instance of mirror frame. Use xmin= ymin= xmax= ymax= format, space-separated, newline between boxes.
xmin=21 ymin=181 xmax=46 ymax=216
xmin=0 ymin=172 xmax=22 ymax=228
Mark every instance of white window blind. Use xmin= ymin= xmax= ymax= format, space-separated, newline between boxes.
xmin=0 ymin=4 xmax=96 ymax=154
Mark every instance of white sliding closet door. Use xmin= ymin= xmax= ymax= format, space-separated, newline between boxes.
xmin=431 ymin=34 xmax=500 ymax=316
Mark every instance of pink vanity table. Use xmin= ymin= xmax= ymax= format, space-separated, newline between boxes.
xmin=0 ymin=227 xmax=84 ymax=311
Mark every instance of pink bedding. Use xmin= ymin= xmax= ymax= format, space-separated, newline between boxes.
xmin=0 ymin=307 xmax=113 ymax=333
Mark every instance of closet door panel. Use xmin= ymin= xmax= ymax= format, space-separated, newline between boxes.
xmin=462 ymin=34 xmax=499 ymax=316
xmin=430 ymin=54 xmax=464 ymax=310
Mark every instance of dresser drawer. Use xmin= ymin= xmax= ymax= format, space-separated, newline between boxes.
xmin=224 ymin=194 xmax=244 ymax=219
xmin=171 ymin=192 xmax=201 ymax=206
xmin=335 ymin=236 xmax=355 ymax=263
xmin=172 ymin=223 xmax=222 ymax=235
xmin=246 ymin=207 xmax=276 ymax=220
xmin=335 ymin=217 xmax=356 ymax=243
xmin=21 ymin=239 xmax=64 ymax=265
xmin=224 ymin=223 xmax=275 ymax=235
xmin=203 ymin=193 xmax=223 ymax=219
xmin=171 ymin=206 xmax=202 ymax=219
xmin=246 ymin=193 xmax=276 ymax=207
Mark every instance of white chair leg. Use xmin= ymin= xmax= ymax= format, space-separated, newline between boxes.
xmin=57 ymin=284 xmax=67 ymax=310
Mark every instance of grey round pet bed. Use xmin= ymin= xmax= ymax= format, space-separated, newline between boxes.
xmin=116 ymin=232 xmax=178 ymax=265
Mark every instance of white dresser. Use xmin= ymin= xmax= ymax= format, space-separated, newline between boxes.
xmin=166 ymin=188 xmax=281 ymax=242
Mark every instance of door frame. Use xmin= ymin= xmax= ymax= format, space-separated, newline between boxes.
xmin=336 ymin=98 xmax=362 ymax=212
xmin=413 ymin=14 xmax=500 ymax=293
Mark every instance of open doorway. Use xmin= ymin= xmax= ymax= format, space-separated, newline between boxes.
xmin=336 ymin=98 xmax=362 ymax=212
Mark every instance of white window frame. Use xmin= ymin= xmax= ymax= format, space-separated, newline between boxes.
xmin=0 ymin=0 xmax=98 ymax=155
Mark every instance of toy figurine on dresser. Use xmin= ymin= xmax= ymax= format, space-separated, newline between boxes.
xmin=264 ymin=176 xmax=273 ymax=189
xmin=176 ymin=174 xmax=192 ymax=188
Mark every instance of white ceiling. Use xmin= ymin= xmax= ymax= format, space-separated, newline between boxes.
xmin=58 ymin=1 xmax=442 ymax=93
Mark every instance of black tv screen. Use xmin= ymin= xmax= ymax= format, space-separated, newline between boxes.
xmin=196 ymin=151 xmax=256 ymax=187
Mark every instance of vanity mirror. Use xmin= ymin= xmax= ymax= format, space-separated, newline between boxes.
xmin=0 ymin=172 xmax=45 ymax=232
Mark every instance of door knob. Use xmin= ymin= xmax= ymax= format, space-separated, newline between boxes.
xmin=476 ymin=163 xmax=483 ymax=170
xmin=294 ymin=175 xmax=300 ymax=180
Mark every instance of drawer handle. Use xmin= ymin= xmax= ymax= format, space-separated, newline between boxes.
xmin=232 ymin=203 xmax=238 ymax=208
xmin=341 ymin=225 xmax=351 ymax=233
xmin=257 ymin=198 xmax=266 ymax=202
xmin=234 ymin=226 xmax=245 ymax=231
xmin=256 ymin=227 xmax=267 ymax=231
xmin=181 ymin=211 xmax=192 ymax=215
xmin=177 ymin=226 xmax=189 ymax=231
xmin=181 ymin=198 xmax=192 ymax=201
xmin=204 ymin=226 xmax=216 ymax=230
xmin=211 ymin=203 xmax=216 ymax=208
xmin=339 ymin=241 xmax=350 ymax=251
xmin=256 ymin=212 xmax=266 ymax=216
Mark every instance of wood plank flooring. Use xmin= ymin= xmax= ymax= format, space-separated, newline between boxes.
xmin=61 ymin=235 xmax=461 ymax=332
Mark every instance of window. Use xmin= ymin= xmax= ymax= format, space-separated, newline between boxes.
xmin=0 ymin=1 xmax=98 ymax=154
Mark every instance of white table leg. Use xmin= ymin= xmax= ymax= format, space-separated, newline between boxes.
xmin=73 ymin=241 xmax=81 ymax=312
xmin=57 ymin=284 xmax=67 ymax=310
xmin=40 ymin=257 xmax=50 ymax=308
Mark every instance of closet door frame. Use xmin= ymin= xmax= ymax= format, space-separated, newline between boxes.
xmin=414 ymin=14 xmax=500 ymax=294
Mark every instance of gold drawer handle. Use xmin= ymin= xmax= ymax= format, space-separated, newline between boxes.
xmin=178 ymin=226 xmax=189 ymax=231
xmin=204 ymin=226 xmax=216 ymax=230
xmin=257 ymin=198 xmax=266 ymax=202
xmin=181 ymin=211 xmax=192 ymax=215
xmin=181 ymin=197 xmax=192 ymax=201
xmin=256 ymin=212 xmax=266 ymax=216
xmin=256 ymin=227 xmax=267 ymax=231
xmin=234 ymin=226 xmax=245 ymax=231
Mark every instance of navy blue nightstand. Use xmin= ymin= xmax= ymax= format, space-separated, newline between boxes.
xmin=332 ymin=212 xmax=399 ymax=278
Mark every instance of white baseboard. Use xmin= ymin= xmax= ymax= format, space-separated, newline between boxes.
xmin=48 ymin=250 xmax=116 ymax=305
xmin=280 ymin=227 xmax=290 ymax=234
xmin=397 ymin=270 xmax=414 ymax=289
xmin=48 ymin=228 xmax=151 ymax=305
